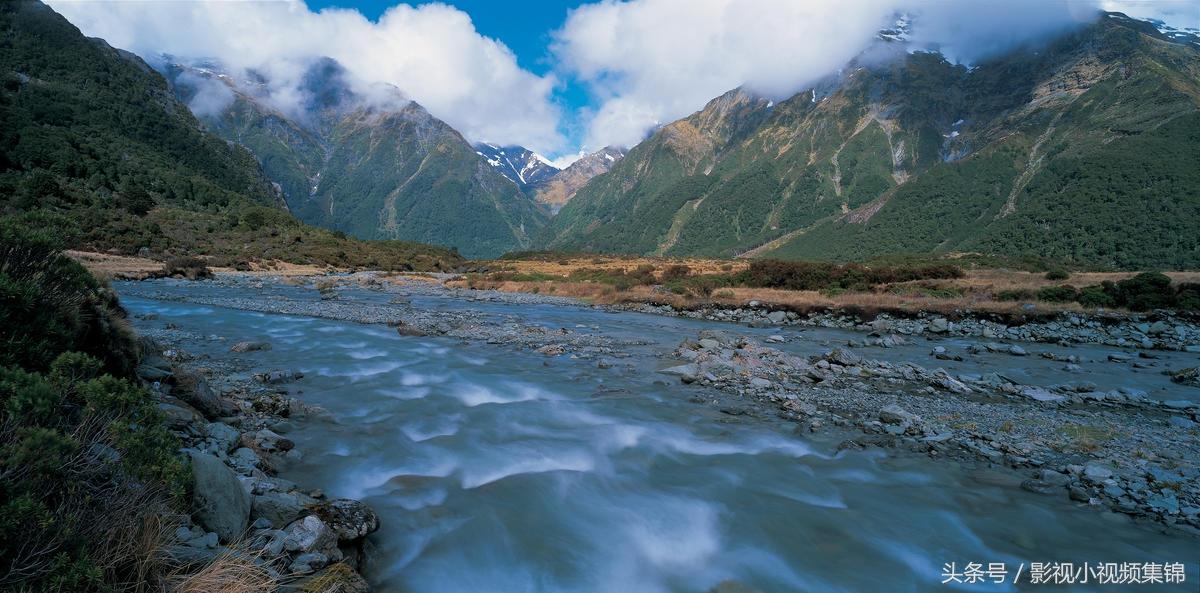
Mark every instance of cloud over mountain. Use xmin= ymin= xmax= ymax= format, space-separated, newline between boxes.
xmin=46 ymin=0 xmax=567 ymax=154
xmin=552 ymin=0 xmax=1102 ymax=149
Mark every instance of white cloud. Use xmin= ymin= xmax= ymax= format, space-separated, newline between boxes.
xmin=46 ymin=0 xmax=567 ymax=155
xmin=552 ymin=0 xmax=1105 ymax=150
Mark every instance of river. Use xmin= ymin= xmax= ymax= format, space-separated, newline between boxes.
xmin=119 ymin=280 xmax=1197 ymax=592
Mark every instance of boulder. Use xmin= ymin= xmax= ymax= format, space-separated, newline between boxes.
xmin=189 ymin=451 xmax=250 ymax=542
xmin=311 ymin=499 xmax=380 ymax=541
xmin=928 ymin=318 xmax=950 ymax=333
xmin=825 ymin=348 xmax=861 ymax=367
xmin=283 ymin=515 xmax=338 ymax=555
xmin=252 ymin=490 xmax=318 ymax=528
xmin=766 ymin=310 xmax=788 ymax=324
xmin=180 ymin=377 xmax=238 ymax=418
xmin=205 ymin=422 xmax=241 ymax=454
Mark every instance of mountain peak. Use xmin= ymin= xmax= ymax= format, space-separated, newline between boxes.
xmin=474 ymin=143 xmax=560 ymax=192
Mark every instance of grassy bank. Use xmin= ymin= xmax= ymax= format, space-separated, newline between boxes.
xmin=455 ymin=253 xmax=1200 ymax=318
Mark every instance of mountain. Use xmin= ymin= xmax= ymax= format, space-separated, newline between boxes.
xmin=166 ymin=59 xmax=548 ymax=258
xmin=544 ymin=13 xmax=1200 ymax=269
xmin=474 ymin=142 xmax=559 ymax=192
xmin=0 ymin=1 xmax=460 ymax=270
xmin=531 ymin=146 xmax=627 ymax=213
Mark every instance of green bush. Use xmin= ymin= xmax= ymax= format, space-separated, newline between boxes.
xmin=1037 ymin=285 xmax=1079 ymax=303
xmin=738 ymin=259 xmax=963 ymax=291
xmin=996 ymin=288 xmax=1035 ymax=301
xmin=1044 ymin=269 xmax=1070 ymax=281
xmin=1076 ymin=285 xmax=1117 ymax=308
xmin=1114 ymin=272 xmax=1175 ymax=311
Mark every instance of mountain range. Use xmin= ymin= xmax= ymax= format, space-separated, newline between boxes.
xmin=6 ymin=1 xmax=1198 ymax=269
xmin=542 ymin=12 xmax=1200 ymax=269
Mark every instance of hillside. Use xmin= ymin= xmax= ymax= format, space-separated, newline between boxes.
xmin=543 ymin=13 xmax=1200 ymax=269
xmin=531 ymin=146 xmax=627 ymax=213
xmin=0 ymin=1 xmax=461 ymax=270
xmin=167 ymin=59 xmax=548 ymax=259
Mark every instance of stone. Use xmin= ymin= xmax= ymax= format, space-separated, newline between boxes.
xmin=1108 ymin=353 xmax=1132 ymax=363
xmin=928 ymin=318 xmax=950 ymax=333
xmin=230 ymin=341 xmax=271 ymax=353
xmin=1021 ymin=479 xmax=1061 ymax=495
xmin=229 ymin=447 xmax=262 ymax=475
xmin=283 ymin=515 xmax=338 ymax=555
xmin=930 ymin=370 xmax=973 ymax=394
xmin=311 ymin=499 xmax=380 ymax=541
xmin=825 ymin=348 xmax=861 ymax=367
xmin=298 ymin=564 xmax=371 ymax=593
xmin=252 ymin=490 xmax=318 ymax=528
xmin=189 ymin=451 xmax=250 ymax=543
xmin=182 ymin=377 xmax=238 ymax=419
xmin=1008 ymin=345 xmax=1027 ymax=356
xmin=878 ymin=404 xmax=917 ymax=426
xmin=1082 ymin=462 xmax=1113 ymax=482
xmin=289 ymin=552 xmax=329 ymax=574
xmin=1039 ymin=469 xmax=1071 ymax=486
xmin=1167 ymin=416 xmax=1197 ymax=429
xmin=660 ymin=363 xmax=700 ymax=382
xmin=766 ymin=310 xmax=787 ymax=324
xmin=749 ymin=377 xmax=772 ymax=388
xmin=205 ymin=422 xmax=241 ymax=454
xmin=1021 ymin=387 xmax=1066 ymax=403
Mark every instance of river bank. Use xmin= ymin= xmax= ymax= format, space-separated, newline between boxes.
xmin=118 ymin=272 xmax=1200 ymax=543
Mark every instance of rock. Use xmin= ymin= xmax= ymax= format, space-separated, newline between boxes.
xmin=1039 ymin=469 xmax=1071 ymax=486
xmin=930 ymin=370 xmax=973 ymax=394
xmin=1107 ymin=353 xmax=1132 ymax=363
xmin=252 ymin=429 xmax=295 ymax=452
xmin=1021 ymin=387 xmax=1066 ymax=403
xmin=181 ymin=377 xmax=238 ymax=418
xmin=158 ymin=402 xmax=204 ymax=431
xmin=205 ymin=422 xmax=241 ymax=454
xmin=283 ymin=515 xmax=338 ymax=555
xmin=931 ymin=346 xmax=947 ymax=355
xmin=1021 ymin=479 xmax=1061 ymax=495
xmin=698 ymin=338 xmax=721 ymax=350
xmin=878 ymin=404 xmax=917 ymax=426
xmin=1083 ymin=462 xmax=1113 ymax=482
xmin=1168 ymin=367 xmax=1199 ymax=387
xmin=535 ymin=344 xmax=565 ymax=356
xmin=749 ymin=377 xmax=772 ymax=388
xmin=136 ymin=363 xmax=173 ymax=382
xmin=189 ymin=451 xmax=250 ymax=543
xmin=394 ymin=323 xmax=426 ymax=337
xmin=1068 ymin=485 xmax=1092 ymax=503
xmin=660 ymin=363 xmax=700 ymax=382
xmin=1008 ymin=345 xmax=1027 ymax=356
xmin=311 ymin=499 xmax=380 ymax=541
xmin=229 ymin=447 xmax=263 ymax=475
xmin=254 ymin=369 xmax=304 ymax=384
xmin=252 ymin=490 xmax=318 ymax=528
xmin=766 ymin=310 xmax=787 ymax=324
xmin=928 ymin=318 xmax=950 ymax=333
xmin=289 ymin=552 xmax=329 ymax=574
xmin=1167 ymin=416 xmax=1197 ymax=429
xmin=825 ymin=348 xmax=861 ymax=367
xmin=765 ymin=335 xmax=785 ymax=344
xmin=230 ymin=341 xmax=272 ymax=353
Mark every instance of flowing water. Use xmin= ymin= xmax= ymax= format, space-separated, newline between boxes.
xmin=120 ymin=282 xmax=1198 ymax=592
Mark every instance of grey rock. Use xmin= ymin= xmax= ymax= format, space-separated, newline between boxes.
xmin=767 ymin=311 xmax=787 ymax=324
xmin=230 ymin=341 xmax=271 ymax=353
xmin=928 ymin=318 xmax=950 ymax=333
xmin=826 ymin=348 xmax=861 ymax=367
xmin=1083 ymin=462 xmax=1113 ymax=482
xmin=315 ymin=499 xmax=381 ymax=541
xmin=283 ymin=515 xmax=337 ymax=555
xmin=252 ymin=490 xmax=318 ymax=528
xmin=1008 ymin=345 xmax=1027 ymax=356
xmin=189 ymin=451 xmax=250 ymax=543
xmin=205 ymin=422 xmax=241 ymax=454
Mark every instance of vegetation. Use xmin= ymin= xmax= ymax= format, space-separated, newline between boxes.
xmin=0 ymin=1 xmax=462 ymax=272
xmin=0 ymin=222 xmax=187 ymax=592
xmin=543 ymin=15 xmax=1200 ymax=269
xmin=736 ymin=260 xmax=964 ymax=291
xmin=1036 ymin=273 xmax=1200 ymax=311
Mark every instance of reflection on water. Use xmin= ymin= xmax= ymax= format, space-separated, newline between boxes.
xmin=121 ymin=285 xmax=1198 ymax=593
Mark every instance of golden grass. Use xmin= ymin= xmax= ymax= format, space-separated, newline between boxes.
xmin=168 ymin=549 xmax=278 ymax=593
xmin=482 ymin=256 xmax=747 ymax=278
xmin=68 ymin=250 xmax=341 ymax=280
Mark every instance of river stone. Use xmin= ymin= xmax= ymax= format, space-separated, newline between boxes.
xmin=312 ymin=499 xmax=380 ymax=541
xmin=252 ymin=490 xmax=318 ymax=528
xmin=189 ymin=451 xmax=250 ymax=542
xmin=183 ymin=377 xmax=237 ymax=419
xmin=749 ymin=377 xmax=772 ymax=388
xmin=698 ymin=338 xmax=721 ymax=350
xmin=928 ymin=318 xmax=950 ymax=333
xmin=1008 ymin=345 xmax=1027 ymax=356
xmin=284 ymin=515 xmax=338 ymax=555
xmin=878 ymin=404 xmax=917 ymax=425
xmin=660 ymin=363 xmax=700 ymax=382
xmin=205 ymin=422 xmax=241 ymax=454
xmin=826 ymin=348 xmax=861 ymax=367
xmin=766 ymin=310 xmax=787 ymax=324
xmin=230 ymin=341 xmax=271 ymax=353
xmin=1083 ymin=462 xmax=1114 ymax=482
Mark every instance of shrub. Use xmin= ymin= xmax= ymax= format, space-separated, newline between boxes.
xmin=996 ymin=288 xmax=1035 ymax=301
xmin=738 ymin=260 xmax=963 ymax=291
xmin=1076 ymin=285 xmax=1117 ymax=308
xmin=162 ymin=256 xmax=212 ymax=280
xmin=1114 ymin=272 xmax=1174 ymax=311
xmin=1044 ymin=268 xmax=1070 ymax=281
xmin=660 ymin=264 xmax=692 ymax=282
xmin=1176 ymin=283 xmax=1200 ymax=311
xmin=1037 ymin=285 xmax=1079 ymax=303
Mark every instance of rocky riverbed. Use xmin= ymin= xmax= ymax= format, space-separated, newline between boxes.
xmin=134 ymin=325 xmax=379 ymax=590
xmin=118 ymin=272 xmax=1200 ymax=588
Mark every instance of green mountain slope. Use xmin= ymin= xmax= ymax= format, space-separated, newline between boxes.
xmin=168 ymin=60 xmax=547 ymax=259
xmin=544 ymin=14 xmax=1200 ymax=269
xmin=0 ymin=1 xmax=459 ymax=270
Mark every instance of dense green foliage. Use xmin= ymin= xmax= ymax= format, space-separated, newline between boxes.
xmin=0 ymin=223 xmax=186 ymax=592
xmin=1035 ymin=273 xmax=1200 ymax=311
xmin=736 ymin=259 xmax=964 ymax=291
xmin=545 ymin=16 xmax=1200 ymax=269
xmin=0 ymin=1 xmax=462 ymax=271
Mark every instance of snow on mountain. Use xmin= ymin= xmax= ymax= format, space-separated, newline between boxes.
xmin=473 ymin=142 xmax=561 ymax=193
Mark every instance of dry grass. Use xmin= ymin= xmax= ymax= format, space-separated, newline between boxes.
xmin=168 ymin=549 xmax=278 ymax=593
xmin=483 ymin=255 xmax=747 ymax=278
xmin=68 ymin=250 xmax=341 ymax=280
